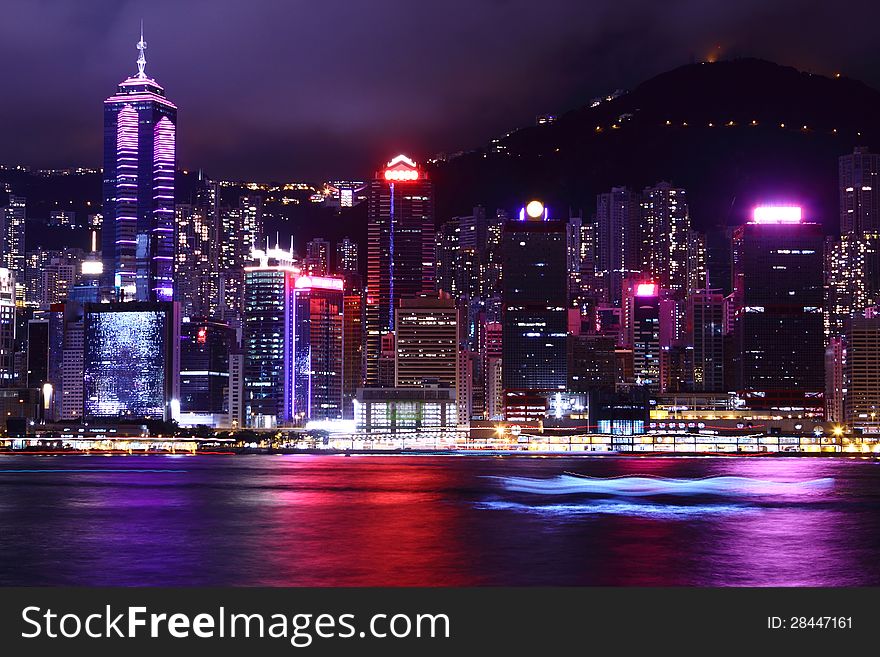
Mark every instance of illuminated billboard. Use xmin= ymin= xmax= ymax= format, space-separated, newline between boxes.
xmin=83 ymin=303 xmax=177 ymax=420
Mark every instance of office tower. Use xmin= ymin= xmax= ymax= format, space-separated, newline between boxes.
xmin=40 ymin=259 xmax=76 ymax=308
xmin=596 ymin=187 xmax=640 ymax=305
xmin=846 ymin=317 xmax=880 ymax=426
xmin=175 ymin=175 xmax=220 ymax=319
xmin=25 ymin=319 xmax=49 ymax=391
xmin=102 ymin=29 xmax=177 ymax=302
xmin=60 ymin=310 xmax=84 ymax=421
xmin=567 ymin=334 xmax=616 ymax=392
xmin=218 ymin=195 xmax=263 ymax=326
xmin=688 ymin=287 xmax=725 ymax=392
xmin=481 ymin=320 xmax=503 ymax=420
xmin=640 ymin=183 xmax=703 ymax=294
xmin=242 ymin=247 xmax=298 ymax=428
xmin=395 ymin=296 xmax=459 ymax=390
xmin=83 ymin=301 xmax=181 ymax=421
xmin=827 ymin=148 xmax=880 ymax=339
xmin=501 ymin=201 xmax=567 ymax=419
xmin=365 ymin=154 xmax=435 ymax=385
xmin=826 ymin=232 xmax=880 ymax=340
xmin=1 ymin=194 xmax=26 ymax=289
xmin=626 ymin=282 xmax=661 ymax=388
xmin=292 ymin=274 xmax=344 ymax=421
xmin=179 ymin=318 xmax=235 ymax=424
xmin=566 ymin=216 xmax=584 ymax=304
xmin=227 ymin=348 xmax=245 ymax=428
xmin=305 ymin=238 xmax=330 ymax=275
xmin=839 ymin=147 xmax=880 ymax=235
xmin=341 ymin=292 xmax=364 ymax=418
xmin=335 ymin=237 xmax=359 ymax=277
xmin=825 ymin=336 xmax=846 ymax=424
xmin=732 ymin=206 xmax=825 ymax=413
xmin=0 ymin=269 xmax=15 ymax=385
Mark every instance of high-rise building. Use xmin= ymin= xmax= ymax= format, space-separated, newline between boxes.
xmin=688 ymin=287 xmax=725 ymax=392
xmin=83 ymin=301 xmax=180 ymax=421
xmin=179 ymin=318 xmax=235 ymax=424
xmin=501 ymin=201 xmax=567 ymax=419
xmin=627 ymin=282 xmax=661 ymax=389
xmin=335 ymin=237 xmax=359 ymax=277
xmin=1 ymin=194 xmax=26 ymax=290
xmin=825 ymin=336 xmax=846 ymax=424
xmin=218 ymin=195 xmax=264 ymax=327
xmin=365 ymin=155 xmax=435 ymax=385
xmin=341 ymin=292 xmax=365 ymax=418
xmin=846 ymin=317 xmax=880 ymax=427
xmin=827 ymin=149 xmax=880 ymax=340
xmin=292 ymin=274 xmax=344 ymax=421
xmin=60 ymin=309 xmax=84 ymax=421
xmin=242 ymin=247 xmax=298 ymax=428
xmin=394 ymin=296 xmax=459 ymax=390
xmin=839 ymin=147 xmax=880 ymax=235
xmin=305 ymin=238 xmax=331 ymax=275
xmin=0 ymin=268 xmax=15 ymax=386
xmin=732 ymin=206 xmax=825 ymax=414
xmin=102 ymin=29 xmax=177 ymax=302
xmin=175 ymin=174 xmax=220 ymax=319
xmin=596 ymin=187 xmax=640 ymax=306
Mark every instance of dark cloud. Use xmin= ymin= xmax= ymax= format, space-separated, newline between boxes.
xmin=0 ymin=0 xmax=878 ymax=180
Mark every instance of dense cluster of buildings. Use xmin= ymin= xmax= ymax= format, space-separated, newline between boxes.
xmin=1 ymin=35 xmax=879 ymax=443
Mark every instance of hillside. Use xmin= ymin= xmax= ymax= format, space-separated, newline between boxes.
xmin=428 ymin=58 xmax=880 ymax=232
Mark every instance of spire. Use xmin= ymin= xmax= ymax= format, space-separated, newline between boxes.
xmin=136 ymin=21 xmax=147 ymax=79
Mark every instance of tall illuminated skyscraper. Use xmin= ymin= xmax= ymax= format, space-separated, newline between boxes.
xmin=365 ymin=155 xmax=435 ymax=385
xmin=732 ymin=206 xmax=824 ymax=414
xmin=839 ymin=147 xmax=880 ymax=235
xmin=501 ymin=201 xmax=567 ymax=420
xmin=1 ymin=194 xmax=26 ymax=292
xmin=102 ymin=28 xmax=177 ymax=302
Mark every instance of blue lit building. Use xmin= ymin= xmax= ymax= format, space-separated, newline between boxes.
xmin=102 ymin=28 xmax=177 ymax=302
xmin=83 ymin=301 xmax=180 ymax=421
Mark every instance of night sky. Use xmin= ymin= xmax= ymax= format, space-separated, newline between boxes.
xmin=0 ymin=0 xmax=877 ymax=180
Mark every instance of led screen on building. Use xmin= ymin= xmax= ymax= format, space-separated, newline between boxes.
xmin=84 ymin=309 xmax=169 ymax=418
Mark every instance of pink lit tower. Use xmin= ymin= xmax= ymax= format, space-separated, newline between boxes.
xmin=102 ymin=25 xmax=177 ymax=302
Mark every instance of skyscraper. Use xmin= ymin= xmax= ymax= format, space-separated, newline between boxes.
xmin=175 ymin=174 xmax=220 ymax=319
xmin=292 ymin=274 xmax=344 ymax=421
xmin=0 ymin=268 xmax=15 ymax=386
xmin=732 ymin=206 xmax=825 ymax=414
xmin=596 ymin=187 xmax=640 ymax=306
xmin=688 ymin=287 xmax=725 ymax=392
xmin=242 ymin=247 xmax=298 ymax=428
xmin=335 ymin=237 xmax=359 ymax=277
xmin=179 ymin=318 xmax=235 ymax=424
xmin=827 ymin=148 xmax=880 ymax=339
xmin=305 ymin=238 xmax=330 ymax=275
xmin=102 ymin=28 xmax=177 ymax=302
xmin=839 ymin=147 xmax=880 ymax=235
xmin=501 ymin=201 xmax=567 ymax=419
xmin=83 ymin=301 xmax=180 ymax=421
xmin=1 ymin=194 xmax=26 ymax=292
xmin=365 ymin=154 xmax=435 ymax=385
xmin=394 ymin=296 xmax=459 ymax=390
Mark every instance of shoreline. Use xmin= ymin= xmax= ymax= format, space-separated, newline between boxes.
xmin=0 ymin=448 xmax=875 ymax=458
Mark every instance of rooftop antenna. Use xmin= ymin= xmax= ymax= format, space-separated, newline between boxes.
xmin=136 ymin=21 xmax=147 ymax=79
xmin=275 ymin=231 xmax=280 ymax=250
xmin=289 ymin=235 xmax=294 ymax=254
